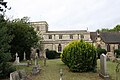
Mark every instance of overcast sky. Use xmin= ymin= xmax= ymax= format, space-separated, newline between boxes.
xmin=4 ymin=0 xmax=120 ymax=31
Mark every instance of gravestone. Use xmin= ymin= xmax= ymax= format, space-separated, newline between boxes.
xmin=60 ymin=69 xmax=63 ymax=80
xmin=23 ymin=52 xmax=26 ymax=61
xmin=14 ymin=53 xmax=20 ymax=64
xmin=32 ymin=65 xmax=41 ymax=75
xmin=43 ymin=58 xmax=46 ymax=66
xmin=35 ymin=53 xmax=38 ymax=66
xmin=10 ymin=70 xmax=28 ymax=80
xmin=99 ymin=54 xmax=109 ymax=80
xmin=116 ymin=63 xmax=120 ymax=80
xmin=10 ymin=71 xmax=20 ymax=80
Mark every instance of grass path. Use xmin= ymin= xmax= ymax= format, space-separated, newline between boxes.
xmin=32 ymin=59 xmax=103 ymax=80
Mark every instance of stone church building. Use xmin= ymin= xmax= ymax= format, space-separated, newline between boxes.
xmin=31 ymin=21 xmax=92 ymax=53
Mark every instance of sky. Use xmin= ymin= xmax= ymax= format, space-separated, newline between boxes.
xmin=4 ymin=0 xmax=120 ymax=31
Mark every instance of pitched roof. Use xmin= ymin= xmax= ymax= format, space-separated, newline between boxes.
xmin=90 ymin=32 xmax=120 ymax=44
xmin=100 ymin=32 xmax=120 ymax=44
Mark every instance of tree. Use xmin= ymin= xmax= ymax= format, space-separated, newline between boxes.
xmin=8 ymin=17 xmax=39 ymax=60
xmin=97 ymin=25 xmax=120 ymax=32
xmin=113 ymin=25 xmax=120 ymax=31
xmin=0 ymin=14 xmax=16 ymax=79
xmin=0 ymin=0 xmax=11 ymax=13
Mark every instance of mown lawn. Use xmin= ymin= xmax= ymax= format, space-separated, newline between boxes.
xmin=15 ymin=59 xmax=119 ymax=80
xmin=32 ymin=59 xmax=102 ymax=80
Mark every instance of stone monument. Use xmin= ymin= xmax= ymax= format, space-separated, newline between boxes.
xmin=23 ymin=52 xmax=26 ymax=61
xmin=14 ymin=53 xmax=19 ymax=64
xmin=99 ymin=54 xmax=109 ymax=80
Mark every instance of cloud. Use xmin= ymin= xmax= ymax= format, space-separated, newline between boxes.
xmin=5 ymin=0 xmax=120 ymax=31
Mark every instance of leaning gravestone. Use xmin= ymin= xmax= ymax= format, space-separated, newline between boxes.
xmin=99 ymin=54 xmax=110 ymax=80
xmin=10 ymin=71 xmax=20 ymax=80
xmin=10 ymin=70 xmax=27 ymax=80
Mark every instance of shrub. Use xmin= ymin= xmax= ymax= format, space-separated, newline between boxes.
xmin=61 ymin=39 xmax=97 ymax=72
xmin=97 ymin=48 xmax=107 ymax=59
xmin=114 ymin=49 xmax=120 ymax=58
xmin=0 ymin=62 xmax=16 ymax=79
xmin=46 ymin=49 xmax=57 ymax=59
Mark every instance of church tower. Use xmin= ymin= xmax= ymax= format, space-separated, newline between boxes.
xmin=31 ymin=21 xmax=48 ymax=33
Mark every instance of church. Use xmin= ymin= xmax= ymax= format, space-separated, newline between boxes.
xmin=31 ymin=21 xmax=92 ymax=53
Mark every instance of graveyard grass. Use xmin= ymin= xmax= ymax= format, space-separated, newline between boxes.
xmin=15 ymin=59 xmax=118 ymax=80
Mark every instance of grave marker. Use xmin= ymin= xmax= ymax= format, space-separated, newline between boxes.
xmin=99 ymin=54 xmax=109 ymax=80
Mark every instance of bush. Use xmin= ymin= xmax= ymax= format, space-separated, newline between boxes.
xmin=61 ymin=40 xmax=97 ymax=72
xmin=114 ymin=49 xmax=120 ymax=58
xmin=46 ymin=49 xmax=57 ymax=59
xmin=0 ymin=62 xmax=16 ymax=79
xmin=97 ymin=48 xmax=107 ymax=59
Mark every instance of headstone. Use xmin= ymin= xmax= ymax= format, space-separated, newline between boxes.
xmin=14 ymin=53 xmax=19 ymax=64
xmin=10 ymin=71 xmax=20 ymax=80
xmin=32 ymin=65 xmax=41 ymax=75
xmin=116 ymin=63 xmax=120 ymax=80
xmin=99 ymin=54 xmax=110 ymax=80
xmin=43 ymin=58 xmax=46 ymax=66
xmin=17 ymin=57 xmax=20 ymax=63
xmin=15 ymin=53 xmax=18 ymax=60
xmin=35 ymin=53 xmax=38 ymax=66
xmin=23 ymin=52 xmax=26 ymax=61
xmin=60 ymin=69 xmax=63 ymax=80
xmin=10 ymin=70 xmax=27 ymax=80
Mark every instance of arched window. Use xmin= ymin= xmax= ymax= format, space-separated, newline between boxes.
xmin=107 ymin=44 xmax=110 ymax=52
xmin=97 ymin=44 xmax=101 ymax=49
xmin=81 ymin=34 xmax=84 ymax=39
xmin=58 ymin=44 xmax=62 ymax=52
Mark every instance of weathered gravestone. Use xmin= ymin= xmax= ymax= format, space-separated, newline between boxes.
xmin=10 ymin=71 xmax=20 ymax=80
xmin=10 ymin=70 xmax=28 ymax=80
xmin=99 ymin=54 xmax=110 ymax=80
xmin=116 ymin=63 xmax=120 ymax=80
xmin=32 ymin=65 xmax=41 ymax=75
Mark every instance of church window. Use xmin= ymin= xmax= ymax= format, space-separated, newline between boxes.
xmin=59 ymin=35 xmax=62 ymax=39
xmin=107 ymin=44 xmax=110 ymax=52
xmin=58 ymin=44 xmax=62 ymax=52
xmin=81 ymin=34 xmax=84 ymax=39
xmin=49 ymin=35 xmax=52 ymax=39
xmin=97 ymin=44 xmax=101 ymax=48
xmin=70 ymin=34 xmax=73 ymax=39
